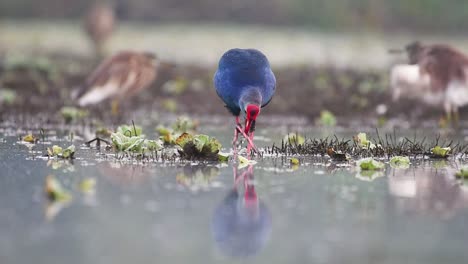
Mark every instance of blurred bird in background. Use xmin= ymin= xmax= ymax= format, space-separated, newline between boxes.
xmin=84 ymin=0 xmax=115 ymax=58
xmin=390 ymin=41 xmax=468 ymax=126
xmin=76 ymin=51 xmax=158 ymax=114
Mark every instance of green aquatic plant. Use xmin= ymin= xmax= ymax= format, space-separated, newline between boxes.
xmin=238 ymin=155 xmax=257 ymax=168
xmin=354 ymin=132 xmax=379 ymax=150
xmin=430 ymin=146 xmax=451 ymax=158
xmin=22 ymin=134 xmax=37 ymax=143
xmin=218 ymin=152 xmax=230 ymax=162
xmin=157 ymin=116 xmax=199 ymax=145
xmin=290 ymin=157 xmax=300 ymax=165
xmin=47 ymin=145 xmax=75 ymax=159
xmin=116 ymin=124 xmax=142 ymax=137
xmin=390 ymin=156 xmax=410 ymax=169
xmin=357 ymin=157 xmax=385 ymax=171
xmin=110 ymin=124 xmax=163 ymax=153
xmin=176 ymin=133 xmax=221 ymax=160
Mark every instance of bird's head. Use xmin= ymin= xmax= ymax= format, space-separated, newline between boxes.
xmin=245 ymin=104 xmax=260 ymax=134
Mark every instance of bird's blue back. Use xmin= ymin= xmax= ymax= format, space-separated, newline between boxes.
xmin=214 ymin=49 xmax=276 ymax=115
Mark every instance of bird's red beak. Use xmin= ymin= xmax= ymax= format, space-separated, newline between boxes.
xmin=245 ymin=104 xmax=260 ymax=134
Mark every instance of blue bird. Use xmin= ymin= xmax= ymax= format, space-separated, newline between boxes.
xmin=214 ymin=48 xmax=276 ymax=153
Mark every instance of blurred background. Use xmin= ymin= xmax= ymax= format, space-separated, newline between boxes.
xmin=2 ymin=0 xmax=468 ymax=32
xmin=1 ymin=0 xmax=467 ymax=121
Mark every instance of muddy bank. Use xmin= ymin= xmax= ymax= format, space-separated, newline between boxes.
xmin=0 ymin=52 xmax=446 ymax=123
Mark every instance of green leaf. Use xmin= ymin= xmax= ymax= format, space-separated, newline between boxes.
xmin=194 ymin=134 xmax=209 ymax=152
xmin=238 ymin=155 xmax=257 ymax=168
xmin=354 ymin=132 xmax=379 ymax=150
xmin=290 ymin=157 xmax=300 ymax=165
xmin=145 ymin=140 xmax=163 ymax=152
xmin=116 ymin=124 xmax=142 ymax=137
xmin=22 ymin=134 xmax=37 ymax=143
xmin=390 ymin=156 xmax=410 ymax=169
xmin=62 ymin=145 xmax=75 ymax=159
xmin=218 ymin=152 xmax=230 ymax=162
xmin=430 ymin=146 xmax=451 ymax=158
xmin=357 ymin=158 xmax=385 ymax=171
xmin=175 ymin=133 xmax=194 ymax=148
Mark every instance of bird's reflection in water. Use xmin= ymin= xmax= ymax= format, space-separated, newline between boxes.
xmin=211 ymin=165 xmax=272 ymax=258
xmin=387 ymin=163 xmax=468 ymax=219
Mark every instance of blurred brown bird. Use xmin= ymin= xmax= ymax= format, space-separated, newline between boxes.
xmin=391 ymin=42 xmax=468 ymax=126
xmin=84 ymin=1 xmax=115 ymax=57
xmin=77 ymin=51 xmax=158 ymax=112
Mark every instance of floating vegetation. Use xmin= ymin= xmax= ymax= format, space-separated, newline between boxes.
xmin=430 ymin=146 xmax=451 ymax=159
xmin=238 ymin=155 xmax=257 ymax=168
xmin=354 ymin=132 xmax=379 ymax=150
xmin=176 ymin=165 xmax=219 ymax=188
xmin=47 ymin=145 xmax=76 ymax=159
xmin=218 ymin=152 xmax=230 ymax=162
xmin=22 ymin=134 xmax=38 ymax=143
xmin=355 ymin=158 xmax=385 ymax=181
xmin=44 ymin=175 xmax=72 ymax=202
xmin=60 ymin=106 xmax=88 ymax=123
xmin=176 ymin=133 xmax=221 ymax=160
xmin=390 ymin=156 xmax=410 ymax=169
xmin=157 ymin=116 xmax=198 ymax=145
xmin=357 ymin=158 xmax=385 ymax=171
xmin=316 ymin=110 xmax=337 ymax=127
xmin=116 ymin=124 xmax=142 ymax=137
xmin=111 ymin=130 xmax=162 ymax=153
xmin=290 ymin=157 xmax=300 ymax=165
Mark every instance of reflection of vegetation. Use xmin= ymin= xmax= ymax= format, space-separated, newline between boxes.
xmin=389 ymin=156 xmax=410 ymax=169
xmin=176 ymin=165 xmax=219 ymax=188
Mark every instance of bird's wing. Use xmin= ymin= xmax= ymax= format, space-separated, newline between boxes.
xmin=78 ymin=52 xmax=136 ymax=106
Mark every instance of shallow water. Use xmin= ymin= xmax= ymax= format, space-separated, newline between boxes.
xmin=1 ymin=125 xmax=468 ymax=264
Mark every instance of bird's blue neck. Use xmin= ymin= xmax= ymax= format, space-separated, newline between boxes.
xmin=239 ymin=86 xmax=262 ymax=111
